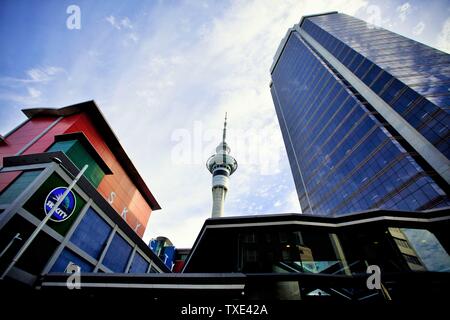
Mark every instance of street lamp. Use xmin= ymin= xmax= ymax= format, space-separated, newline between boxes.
xmin=0 ymin=159 xmax=88 ymax=280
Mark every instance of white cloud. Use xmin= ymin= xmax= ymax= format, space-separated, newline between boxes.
xmin=121 ymin=17 xmax=133 ymax=29
xmin=106 ymin=16 xmax=137 ymax=46
xmin=412 ymin=21 xmax=425 ymax=36
xmin=27 ymin=87 xmax=41 ymax=98
xmin=127 ymin=33 xmax=139 ymax=44
xmin=45 ymin=66 xmax=65 ymax=76
xmin=396 ymin=2 xmax=411 ymax=22
xmin=0 ymin=66 xmax=64 ymax=108
xmin=0 ymin=92 xmax=39 ymax=105
xmin=106 ymin=15 xmax=120 ymax=29
xmin=26 ymin=66 xmax=64 ymax=82
xmin=287 ymin=191 xmax=302 ymax=213
xmin=436 ymin=18 xmax=450 ymax=53
xmin=27 ymin=68 xmax=48 ymax=81
xmin=106 ymin=15 xmax=133 ymax=30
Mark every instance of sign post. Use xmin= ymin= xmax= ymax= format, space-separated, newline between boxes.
xmin=0 ymin=164 xmax=88 ymax=280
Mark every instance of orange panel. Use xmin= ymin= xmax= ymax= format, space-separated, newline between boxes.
xmin=65 ymin=113 xmax=152 ymax=237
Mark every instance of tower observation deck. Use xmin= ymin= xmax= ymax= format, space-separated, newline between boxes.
xmin=206 ymin=113 xmax=238 ymax=218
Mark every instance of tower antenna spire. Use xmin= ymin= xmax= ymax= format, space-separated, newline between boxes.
xmin=222 ymin=112 xmax=227 ymax=144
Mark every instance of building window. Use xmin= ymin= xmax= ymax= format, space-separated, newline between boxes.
xmin=394 ymin=238 xmax=410 ymax=249
xmin=403 ymin=254 xmax=421 ymax=265
xmin=70 ymin=207 xmax=112 ymax=260
xmin=128 ymin=253 xmax=149 ymax=273
xmin=50 ymin=248 xmax=94 ymax=273
xmin=101 ymin=233 xmax=132 ymax=272
xmin=401 ymin=228 xmax=450 ymax=272
xmin=0 ymin=170 xmax=42 ymax=205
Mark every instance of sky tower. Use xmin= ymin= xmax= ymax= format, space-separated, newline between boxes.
xmin=206 ymin=113 xmax=238 ymax=218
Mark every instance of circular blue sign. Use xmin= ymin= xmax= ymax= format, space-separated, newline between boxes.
xmin=44 ymin=187 xmax=77 ymax=222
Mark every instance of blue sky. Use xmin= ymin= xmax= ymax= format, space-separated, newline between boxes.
xmin=0 ymin=0 xmax=449 ymax=247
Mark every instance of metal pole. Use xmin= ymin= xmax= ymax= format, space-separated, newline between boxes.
xmin=0 ymin=233 xmax=22 ymax=259
xmin=0 ymin=164 xmax=88 ymax=280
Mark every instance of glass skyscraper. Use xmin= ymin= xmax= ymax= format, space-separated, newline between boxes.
xmin=270 ymin=12 xmax=450 ymax=215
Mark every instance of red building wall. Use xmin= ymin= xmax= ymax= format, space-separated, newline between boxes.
xmin=0 ymin=113 xmax=152 ymax=237
xmin=172 ymin=260 xmax=185 ymax=273
xmin=0 ymin=116 xmax=67 ymax=195
xmin=0 ymin=116 xmax=59 ymax=166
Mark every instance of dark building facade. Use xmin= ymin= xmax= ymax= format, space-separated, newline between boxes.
xmin=181 ymin=208 xmax=450 ymax=301
xmin=0 ymin=101 xmax=169 ymax=285
xmin=270 ymin=12 xmax=450 ymax=215
xmin=36 ymin=208 xmax=450 ymax=303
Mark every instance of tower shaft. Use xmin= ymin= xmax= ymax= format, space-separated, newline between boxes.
xmin=211 ymin=186 xmax=227 ymax=218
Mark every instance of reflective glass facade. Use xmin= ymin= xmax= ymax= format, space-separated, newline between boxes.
xmin=271 ymin=12 xmax=450 ymax=215
xmin=233 ymin=226 xmax=450 ymax=275
xmin=102 ymin=233 xmax=133 ymax=272
xmin=50 ymin=205 xmax=159 ymax=274
xmin=302 ymin=13 xmax=450 ymax=157
xmin=184 ymin=211 xmax=450 ymax=273
xmin=0 ymin=170 xmax=42 ymax=205
xmin=129 ymin=253 xmax=150 ymax=273
xmin=183 ymin=210 xmax=450 ymax=300
xmin=51 ymin=248 xmax=95 ymax=273
xmin=70 ymin=207 xmax=112 ymax=260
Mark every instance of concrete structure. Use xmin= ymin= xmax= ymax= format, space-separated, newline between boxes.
xmin=206 ymin=114 xmax=238 ymax=218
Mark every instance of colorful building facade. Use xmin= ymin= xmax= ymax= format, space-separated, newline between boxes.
xmin=0 ymin=101 xmax=160 ymax=237
xmin=0 ymin=101 xmax=168 ymax=284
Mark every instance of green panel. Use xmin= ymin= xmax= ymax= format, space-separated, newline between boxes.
xmin=66 ymin=141 xmax=105 ymax=187
xmin=23 ymin=173 xmax=86 ymax=236
xmin=0 ymin=170 xmax=43 ymax=205
xmin=47 ymin=139 xmax=106 ymax=188
xmin=88 ymin=165 xmax=105 ymax=188
xmin=46 ymin=140 xmax=77 ymax=153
